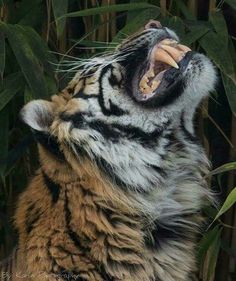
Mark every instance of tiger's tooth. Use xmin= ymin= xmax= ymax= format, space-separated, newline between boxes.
xmin=178 ymin=44 xmax=191 ymax=52
xmin=147 ymin=68 xmax=155 ymax=78
xmin=139 ymin=76 xmax=149 ymax=88
xmin=141 ymin=85 xmax=152 ymax=94
xmin=151 ymin=80 xmax=161 ymax=91
xmin=160 ymin=45 xmax=183 ymax=62
xmin=160 ymin=38 xmax=178 ymax=46
xmin=155 ymin=48 xmax=179 ymax=69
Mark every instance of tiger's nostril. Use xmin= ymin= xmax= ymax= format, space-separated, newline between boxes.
xmin=145 ymin=20 xmax=162 ymax=30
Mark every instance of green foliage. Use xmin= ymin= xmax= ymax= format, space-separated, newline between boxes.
xmin=214 ymin=188 xmax=236 ymax=221
xmin=0 ymin=1 xmax=236 ymax=280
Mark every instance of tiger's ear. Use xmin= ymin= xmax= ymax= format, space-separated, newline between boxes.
xmin=20 ymin=100 xmax=54 ymax=132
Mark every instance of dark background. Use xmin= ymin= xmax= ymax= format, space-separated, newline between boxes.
xmin=0 ymin=1 xmax=236 ymax=280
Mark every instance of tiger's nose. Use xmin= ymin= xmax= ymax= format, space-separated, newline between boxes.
xmin=145 ymin=20 xmax=162 ymax=30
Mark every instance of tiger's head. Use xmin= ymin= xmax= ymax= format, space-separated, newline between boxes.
xmin=21 ymin=21 xmax=216 ymax=192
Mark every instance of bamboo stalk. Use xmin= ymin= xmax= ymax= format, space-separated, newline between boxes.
xmin=209 ymin=0 xmax=216 ymax=12
xmin=46 ymin=0 xmax=52 ymax=43
xmin=160 ymin=0 xmax=167 ymax=17
xmin=188 ymin=0 xmax=198 ymax=17
xmin=216 ymin=116 xmax=236 ymax=281
xmin=97 ymin=0 xmax=107 ymax=43
xmin=109 ymin=0 xmax=116 ymax=40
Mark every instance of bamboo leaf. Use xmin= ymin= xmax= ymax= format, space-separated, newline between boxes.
xmin=209 ymin=11 xmax=228 ymax=47
xmin=163 ymin=16 xmax=185 ymax=39
xmin=182 ymin=25 xmax=209 ymax=45
xmin=0 ymin=106 xmax=9 ymax=179
xmin=225 ymin=0 xmax=236 ymax=10
xmin=111 ymin=8 xmax=160 ymax=44
xmin=214 ymin=188 xmax=236 ymax=221
xmin=207 ymin=162 xmax=236 ymax=177
xmin=17 ymin=0 xmax=43 ymax=27
xmin=127 ymin=0 xmax=149 ymax=21
xmin=58 ymin=3 xmax=158 ymax=20
xmin=4 ymin=135 xmax=34 ymax=176
xmin=52 ymin=0 xmax=68 ymax=38
xmin=17 ymin=25 xmax=56 ymax=76
xmin=0 ymin=72 xmax=24 ymax=111
xmin=24 ymin=86 xmax=33 ymax=104
xmin=0 ymin=22 xmax=49 ymax=99
xmin=205 ymin=228 xmax=222 ymax=281
xmin=198 ymin=226 xmax=220 ymax=263
xmin=199 ymin=31 xmax=235 ymax=83
xmin=221 ymin=71 xmax=236 ymax=117
xmin=0 ymin=31 xmax=5 ymax=78
xmin=71 ymin=39 xmax=111 ymax=48
xmin=174 ymin=0 xmax=196 ymax=20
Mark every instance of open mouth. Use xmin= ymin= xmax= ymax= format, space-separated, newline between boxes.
xmin=135 ymin=38 xmax=192 ymax=102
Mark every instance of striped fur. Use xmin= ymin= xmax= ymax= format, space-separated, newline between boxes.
xmin=1 ymin=25 xmax=216 ymax=281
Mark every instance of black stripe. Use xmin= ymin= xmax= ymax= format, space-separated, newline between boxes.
xmin=108 ymin=71 xmax=122 ymax=88
xmin=144 ymin=217 xmax=194 ymax=249
xmin=148 ymin=164 xmax=166 ymax=177
xmin=60 ymin=112 xmax=85 ymax=127
xmin=89 ymin=120 xmax=166 ymax=146
xmin=25 ymin=203 xmax=41 ymax=234
xmin=88 ymin=121 xmax=120 ymax=142
xmin=33 ymin=130 xmax=65 ymax=161
xmin=63 ymin=191 xmax=115 ymax=280
xmin=95 ymin=157 xmax=130 ymax=189
xmin=107 ymin=99 xmax=126 ymax=116
xmin=99 ymin=267 xmax=115 ymax=281
xmin=61 ymin=114 xmax=167 ymax=147
xmin=64 ymin=191 xmax=86 ymax=251
xmin=180 ymin=114 xmax=198 ymax=143
xmin=42 ymin=172 xmax=60 ymax=204
xmin=73 ymin=90 xmax=98 ymax=99
xmin=93 ymin=155 xmax=163 ymax=192
xmin=98 ymin=66 xmax=126 ymax=116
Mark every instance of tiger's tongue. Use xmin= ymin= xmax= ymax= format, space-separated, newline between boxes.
xmin=139 ymin=39 xmax=191 ymax=95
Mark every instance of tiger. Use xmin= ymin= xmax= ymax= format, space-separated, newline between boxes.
xmin=0 ymin=20 xmax=216 ymax=281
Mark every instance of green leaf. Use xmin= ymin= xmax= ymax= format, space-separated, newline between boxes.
xmin=182 ymin=25 xmax=210 ymax=45
xmin=198 ymin=226 xmax=220 ymax=263
xmin=199 ymin=31 xmax=235 ymax=80
xmin=52 ymin=0 xmax=68 ymax=38
xmin=0 ymin=22 xmax=49 ymax=99
xmin=24 ymin=85 xmax=33 ymax=104
xmin=111 ymin=8 xmax=160 ymax=44
xmin=71 ymin=39 xmax=111 ymax=48
xmin=58 ymin=3 xmax=158 ymax=20
xmin=205 ymin=227 xmax=222 ymax=281
xmin=18 ymin=0 xmax=43 ymax=27
xmin=209 ymin=11 xmax=228 ymax=47
xmin=164 ymin=16 xmax=185 ymax=39
xmin=45 ymin=75 xmax=58 ymax=96
xmin=7 ymin=0 xmax=43 ymax=25
xmin=208 ymin=162 xmax=236 ymax=177
xmin=214 ymin=187 xmax=236 ymax=221
xmin=0 ymin=72 xmax=24 ymax=111
xmin=174 ymin=0 xmax=196 ymax=20
xmin=221 ymin=71 xmax=236 ymax=117
xmin=225 ymin=0 xmax=236 ymax=10
xmin=228 ymin=37 xmax=236 ymax=73
xmin=0 ymin=105 xmax=9 ymax=179
xmin=4 ymin=135 xmax=34 ymax=176
xmin=0 ymin=31 xmax=5 ymax=78
xmin=126 ymin=0 xmax=149 ymax=22
xmin=17 ymin=25 xmax=56 ymax=76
